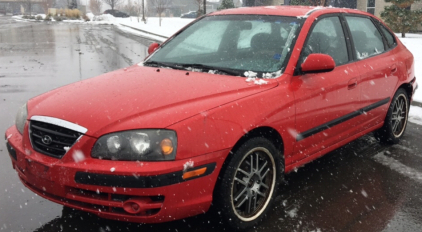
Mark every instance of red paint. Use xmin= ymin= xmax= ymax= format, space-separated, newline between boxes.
xmin=5 ymin=6 xmax=417 ymax=224
xmin=301 ymin=53 xmax=335 ymax=73
xmin=147 ymin=42 xmax=160 ymax=54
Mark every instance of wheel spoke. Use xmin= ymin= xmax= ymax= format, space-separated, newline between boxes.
xmin=258 ymin=161 xmax=268 ymax=174
xmin=235 ymin=195 xmax=248 ymax=208
xmin=255 ymin=152 xmax=259 ymax=172
xmin=237 ymin=168 xmax=250 ymax=177
xmin=392 ymin=120 xmax=400 ymax=133
xmin=256 ymin=190 xmax=266 ymax=197
xmin=235 ymin=177 xmax=248 ymax=186
xmin=247 ymin=194 xmax=252 ymax=214
xmin=250 ymin=155 xmax=254 ymax=172
xmin=234 ymin=186 xmax=247 ymax=201
xmin=261 ymin=182 xmax=269 ymax=189
xmin=262 ymin=168 xmax=270 ymax=179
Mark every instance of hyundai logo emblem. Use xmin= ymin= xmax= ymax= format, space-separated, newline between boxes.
xmin=41 ymin=135 xmax=53 ymax=145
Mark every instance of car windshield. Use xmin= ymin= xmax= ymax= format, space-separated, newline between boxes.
xmin=145 ymin=15 xmax=302 ymax=77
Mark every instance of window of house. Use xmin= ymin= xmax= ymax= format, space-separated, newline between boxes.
xmin=367 ymin=0 xmax=375 ymax=15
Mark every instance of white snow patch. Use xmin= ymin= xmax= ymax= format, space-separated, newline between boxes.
xmin=409 ymin=106 xmax=422 ymax=126
xmin=246 ymin=77 xmax=268 ymax=85
xmin=373 ymin=152 xmax=422 ymax=183
xmin=64 ymin=146 xmax=70 ymax=152
xmin=6 ymin=134 xmax=12 ymax=141
xmin=183 ymin=160 xmax=194 ymax=171
xmin=244 ymin=71 xmax=258 ymax=78
xmin=287 ymin=128 xmax=301 ymax=140
xmin=72 ymin=150 xmax=85 ymax=163
xmin=286 ymin=207 xmax=298 ymax=218
xmin=262 ymin=70 xmax=282 ymax=79
xmin=110 ymin=167 xmax=116 ymax=172
xmin=361 ymin=189 xmax=368 ymax=198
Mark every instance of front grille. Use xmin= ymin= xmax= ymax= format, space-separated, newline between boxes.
xmin=30 ymin=120 xmax=82 ymax=158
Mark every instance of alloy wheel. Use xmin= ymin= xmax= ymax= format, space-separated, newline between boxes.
xmin=391 ymin=94 xmax=408 ymax=138
xmin=231 ymin=147 xmax=276 ymax=221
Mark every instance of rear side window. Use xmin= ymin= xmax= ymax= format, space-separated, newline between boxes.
xmin=379 ymin=24 xmax=396 ymax=48
xmin=345 ymin=16 xmax=385 ymax=60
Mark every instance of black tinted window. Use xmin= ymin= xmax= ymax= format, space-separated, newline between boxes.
xmin=346 ymin=16 xmax=385 ymax=60
xmin=302 ymin=16 xmax=349 ymax=66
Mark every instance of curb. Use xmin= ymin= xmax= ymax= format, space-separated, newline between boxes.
xmin=411 ymin=101 xmax=422 ymax=108
xmin=118 ymin=23 xmax=168 ymax=41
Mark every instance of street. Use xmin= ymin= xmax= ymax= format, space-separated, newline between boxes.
xmin=1 ymin=16 xmax=422 ymax=232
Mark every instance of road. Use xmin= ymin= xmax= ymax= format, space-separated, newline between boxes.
xmin=1 ymin=16 xmax=422 ymax=232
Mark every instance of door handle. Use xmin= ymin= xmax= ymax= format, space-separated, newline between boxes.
xmin=348 ymin=78 xmax=358 ymax=90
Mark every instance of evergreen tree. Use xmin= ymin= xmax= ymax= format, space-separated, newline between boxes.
xmin=289 ymin=0 xmax=311 ymax=5
xmin=218 ymin=0 xmax=235 ymax=10
xmin=380 ymin=0 xmax=422 ymax=38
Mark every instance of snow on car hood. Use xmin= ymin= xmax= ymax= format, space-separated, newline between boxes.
xmin=27 ymin=65 xmax=278 ymax=137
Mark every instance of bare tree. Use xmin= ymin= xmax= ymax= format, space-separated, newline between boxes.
xmin=25 ymin=0 xmax=32 ymax=15
xmin=134 ymin=0 xmax=146 ymax=23
xmin=90 ymin=0 xmax=102 ymax=15
xmin=150 ymin=0 xmax=170 ymax=26
xmin=103 ymin=0 xmax=124 ymax=10
xmin=193 ymin=0 xmax=203 ymax=17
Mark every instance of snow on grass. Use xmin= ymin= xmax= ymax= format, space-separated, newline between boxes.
xmin=409 ymin=106 xmax=422 ymax=126
xmin=398 ymin=34 xmax=422 ymax=103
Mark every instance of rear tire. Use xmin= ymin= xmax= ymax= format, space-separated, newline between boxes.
xmin=215 ymin=137 xmax=283 ymax=230
xmin=374 ymin=88 xmax=409 ymax=144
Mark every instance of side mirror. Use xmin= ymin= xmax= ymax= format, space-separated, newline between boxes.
xmin=148 ymin=43 xmax=160 ymax=55
xmin=301 ymin=53 xmax=335 ymax=73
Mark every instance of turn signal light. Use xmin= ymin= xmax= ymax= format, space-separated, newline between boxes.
xmin=160 ymin=138 xmax=174 ymax=155
xmin=182 ymin=167 xmax=207 ymax=180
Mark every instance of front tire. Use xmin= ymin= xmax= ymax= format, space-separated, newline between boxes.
xmin=215 ymin=137 xmax=283 ymax=230
xmin=375 ymin=88 xmax=409 ymax=144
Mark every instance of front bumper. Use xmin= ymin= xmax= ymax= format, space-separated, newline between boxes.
xmin=5 ymin=125 xmax=227 ymax=223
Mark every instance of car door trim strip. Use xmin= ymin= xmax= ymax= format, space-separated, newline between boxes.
xmin=296 ymin=97 xmax=390 ymax=141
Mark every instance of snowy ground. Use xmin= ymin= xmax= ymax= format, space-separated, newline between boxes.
xmin=409 ymin=106 xmax=422 ymax=126
xmin=11 ymin=14 xmax=422 ymax=103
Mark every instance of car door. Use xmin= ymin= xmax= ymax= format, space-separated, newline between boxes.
xmin=345 ymin=15 xmax=403 ymax=130
xmin=292 ymin=15 xmax=361 ymax=162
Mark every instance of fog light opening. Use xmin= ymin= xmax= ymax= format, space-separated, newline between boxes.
xmin=123 ymin=201 xmax=142 ymax=214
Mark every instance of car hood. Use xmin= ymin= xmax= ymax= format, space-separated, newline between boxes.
xmin=27 ymin=65 xmax=278 ymax=137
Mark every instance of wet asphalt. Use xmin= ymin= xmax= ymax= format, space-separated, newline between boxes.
xmin=1 ymin=16 xmax=422 ymax=232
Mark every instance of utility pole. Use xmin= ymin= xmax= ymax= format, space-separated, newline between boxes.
xmin=203 ymin=0 xmax=206 ymax=14
xmin=142 ymin=0 xmax=146 ymax=22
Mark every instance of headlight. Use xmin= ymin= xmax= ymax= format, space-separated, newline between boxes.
xmin=15 ymin=103 xmax=28 ymax=135
xmin=91 ymin=129 xmax=177 ymax=161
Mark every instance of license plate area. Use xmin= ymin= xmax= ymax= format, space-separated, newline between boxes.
xmin=26 ymin=159 xmax=51 ymax=180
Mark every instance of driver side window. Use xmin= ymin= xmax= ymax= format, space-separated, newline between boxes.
xmin=302 ymin=16 xmax=349 ymax=66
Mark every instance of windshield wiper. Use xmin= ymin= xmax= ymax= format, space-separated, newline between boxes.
xmin=143 ymin=61 xmax=180 ymax=69
xmin=175 ymin=63 xmax=242 ymax=76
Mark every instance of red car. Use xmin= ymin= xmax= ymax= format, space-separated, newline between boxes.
xmin=5 ymin=6 xmax=418 ymax=230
